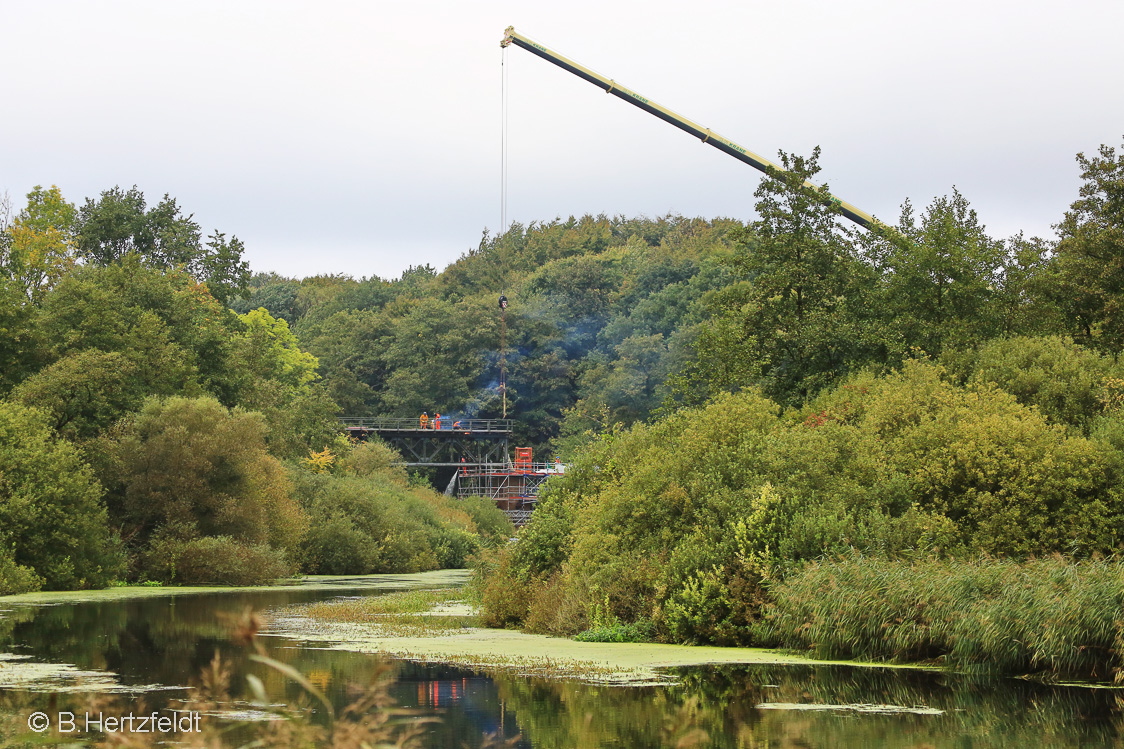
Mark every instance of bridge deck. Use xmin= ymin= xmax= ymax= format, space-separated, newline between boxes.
xmin=341 ymin=417 xmax=513 ymax=435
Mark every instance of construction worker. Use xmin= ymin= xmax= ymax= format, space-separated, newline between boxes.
xmin=420 ymin=412 xmax=429 ymax=430
xmin=452 ymin=419 xmax=462 ymax=430
xmin=435 ymin=413 xmax=442 ymax=430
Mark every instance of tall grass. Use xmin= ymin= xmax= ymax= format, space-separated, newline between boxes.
xmin=759 ymin=556 xmax=1124 ymax=681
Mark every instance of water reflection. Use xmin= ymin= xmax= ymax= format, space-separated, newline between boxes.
xmin=0 ymin=587 xmax=1121 ymax=747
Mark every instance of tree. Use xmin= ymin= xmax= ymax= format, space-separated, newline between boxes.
xmin=227 ymin=308 xmax=339 ymax=458
xmin=0 ymin=401 xmax=123 ymax=590
xmin=76 ymin=186 xmax=249 ymax=302
xmin=697 ymin=148 xmax=876 ymax=404
xmin=12 ymin=350 xmax=139 ymax=440
xmin=0 ymin=278 xmax=39 ymax=395
xmin=868 ymin=189 xmax=1006 ymax=357
xmin=1053 ymin=140 xmax=1124 ymax=350
xmin=1 ymin=185 xmax=77 ymax=303
xmin=99 ymin=396 xmax=305 ymax=556
xmin=38 ymin=258 xmax=240 ymax=405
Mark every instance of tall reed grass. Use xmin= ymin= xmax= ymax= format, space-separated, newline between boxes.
xmin=759 ymin=556 xmax=1124 ymax=681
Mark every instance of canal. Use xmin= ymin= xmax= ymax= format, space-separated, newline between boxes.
xmin=1 ymin=575 xmax=1120 ymax=747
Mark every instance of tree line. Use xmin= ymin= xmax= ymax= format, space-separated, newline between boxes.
xmin=0 ymin=185 xmax=511 ymax=593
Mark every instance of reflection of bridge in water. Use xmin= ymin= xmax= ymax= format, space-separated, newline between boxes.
xmin=340 ymin=417 xmax=564 ymax=527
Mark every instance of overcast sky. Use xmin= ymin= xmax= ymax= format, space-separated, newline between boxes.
xmin=3 ymin=1 xmax=1121 ymax=281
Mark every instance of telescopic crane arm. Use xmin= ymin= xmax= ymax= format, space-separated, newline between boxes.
xmin=500 ymin=26 xmax=888 ymax=233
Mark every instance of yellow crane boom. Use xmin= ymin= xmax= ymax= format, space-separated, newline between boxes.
xmin=500 ymin=26 xmax=889 ymax=233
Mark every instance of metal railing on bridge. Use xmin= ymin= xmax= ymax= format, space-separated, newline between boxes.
xmin=340 ymin=417 xmax=515 ymax=434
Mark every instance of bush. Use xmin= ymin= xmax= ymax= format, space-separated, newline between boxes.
xmin=292 ymin=464 xmax=495 ymax=576
xmin=480 ymin=360 xmax=1124 ymax=643
xmin=456 ymin=496 xmax=516 ymax=546
xmin=475 ymin=546 xmax=532 ymax=628
xmin=339 ymin=439 xmax=408 ymax=486
xmin=0 ymin=546 xmax=43 ymax=595
xmin=96 ymin=395 xmax=306 ymax=581
xmin=574 ymin=619 xmax=656 ymax=643
xmin=142 ymin=535 xmax=294 ymax=586
xmin=945 ymin=335 xmax=1122 ymax=432
xmin=300 ymin=514 xmax=380 ymax=575
xmin=0 ymin=401 xmax=124 ymax=590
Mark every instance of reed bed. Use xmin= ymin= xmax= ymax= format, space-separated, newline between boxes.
xmin=298 ymin=588 xmax=477 ymax=636
xmin=759 ymin=556 xmax=1124 ymax=681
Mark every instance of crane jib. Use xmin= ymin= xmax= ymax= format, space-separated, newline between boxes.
xmin=502 ymin=28 xmax=884 ymax=233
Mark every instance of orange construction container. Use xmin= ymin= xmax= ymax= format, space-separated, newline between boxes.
xmin=514 ymin=447 xmax=532 ymax=469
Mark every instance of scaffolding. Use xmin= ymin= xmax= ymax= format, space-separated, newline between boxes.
xmin=341 ymin=417 xmax=564 ymax=528
xmin=455 ymin=460 xmax=566 ymax=528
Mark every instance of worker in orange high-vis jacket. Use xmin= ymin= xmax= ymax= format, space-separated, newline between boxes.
xmin=435 ymin=413 xmax=442 ymax=430
xmin=420 ymin=412 xmax=429 ymax=430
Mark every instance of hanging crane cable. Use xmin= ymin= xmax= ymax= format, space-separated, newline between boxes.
xmin=496 ymin=292 xmax=505 ymax=413
xmin=499 ymin=49 xmax=511 ymax=419
xmin=500 ymin=46 xmax=509 ymax=235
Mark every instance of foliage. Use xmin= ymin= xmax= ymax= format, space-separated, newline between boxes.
xmin=573 ymin=619 xmax=655 ymax=643
xmin=945 ymin=335 xmax=1123 ymax=431
xmin=1053 ymin=140 xmax=1124 ymax=350
xmin=37 ymin=257 xmax=238 ymax=406
xmin=761 ymin=555 xmax=1124 ymax=680
xmin=12 ymin=349 xmax=141 ymax=440
xmin=482 ymin=359 xmax=1124 ymax=643
xmin=95 ymin=395 xmax=304 ymax=581
xmin=76 ymin=185 xmax=249 ymax=301
xmin=292 ymin=451 xmax=496 ymax=575
xmin=226 ymin=307 xmax=339 ymax=459
xmin=1 ymin=185 xmax=77 ymax=303
xmin=0 ymin=278 xmax=38 ymax=395
xmin=0 ymin=401 xmax=123 ymax=589
xmin=140 ymin=535 xmax=293 ymax=585
xmin=0 ymin=544 xmax=43 ymax=595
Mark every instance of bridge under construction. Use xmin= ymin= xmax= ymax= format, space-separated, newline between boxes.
xmin=341 ymin=417 xmax=563 ymax=527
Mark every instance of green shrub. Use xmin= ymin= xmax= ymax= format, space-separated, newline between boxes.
xmin=574 ymin=619 xmax=656 ymax=643
xmin=475 ymin=546 xmax=532 ymax=628
xmin=292 ymin=465 xmax=493 ymax=575
xmin=456 ymin=496 xmax=516 ymax=546
xmin=300 ymin=514 xmax=379 ymax=575
xmin=0 ymin=401 xmax=124 ymax=590
xmin=0 ymin=546 xmax=43 ymax=595
xmin=945 ymin=335 xmax=1121 ymax=432
xmin=142 ymin=535 xmax=294 ymax=586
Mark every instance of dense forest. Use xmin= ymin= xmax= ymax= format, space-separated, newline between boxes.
xmin=3 ymin=138 xmax=1124 ymax=677
xmin=0 ymin=185 xmax=512 ymax=594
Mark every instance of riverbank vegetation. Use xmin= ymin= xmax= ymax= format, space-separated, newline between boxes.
xmin=475 ymin=140 xmax=1124 ymax=680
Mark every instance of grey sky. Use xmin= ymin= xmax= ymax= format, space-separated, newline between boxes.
xmin=3 ymin=0 xmax=1121 ymax=281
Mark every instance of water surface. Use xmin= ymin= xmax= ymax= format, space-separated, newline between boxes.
xmin=1 ymin=580 xmax=1120 ymax=747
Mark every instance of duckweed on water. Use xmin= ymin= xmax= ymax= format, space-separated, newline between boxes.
xmin=272 ymin=596 xmax=879 ymax=685
xmin=294 ymin=588 xmax=478 ymax=637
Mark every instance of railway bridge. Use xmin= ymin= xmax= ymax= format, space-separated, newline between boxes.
xmin=341 ymin=417 xmax=513 ymax=468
